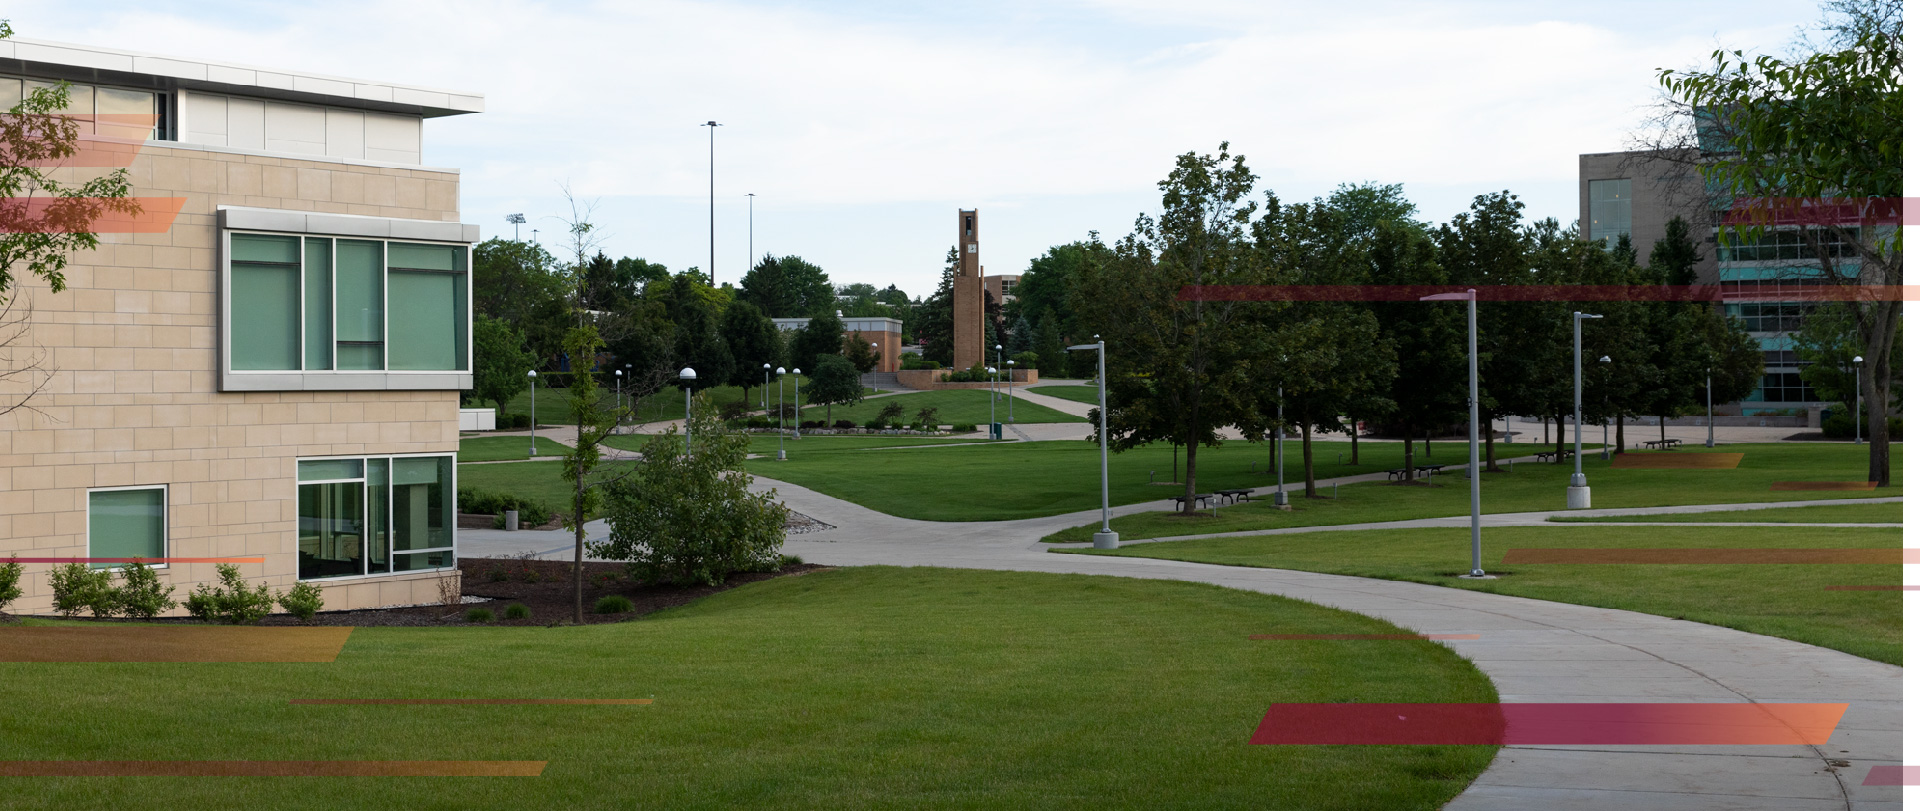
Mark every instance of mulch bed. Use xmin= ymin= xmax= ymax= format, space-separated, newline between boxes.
xmin=1609 ymin=453 xmax=1744 ymax=469
xmin=8 ymin=560 xmax=828 ymax=628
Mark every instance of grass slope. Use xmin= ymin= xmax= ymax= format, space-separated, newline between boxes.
xmin=800 ymin=389 xmax=1081 ymax=426
xmin=1065 ymin=525 xmax=1901 ymax=664
xmin=747 ymin=439 xmax=1573 ymax=522
xmin=1028 ymin=384 xmax=1100 ymax=405
xmin=1549 ymin=501 xmax=1902 ymax=524
xmin=458 ymin=435 xmax=574 ymax=462
xmin=0 ymin=568 xmax=1495 ymax=810
xmin=454 ymin=460 xmax=638 ymax=518
xmin=1044 ymin=444 xmax=1902 ymax=542
xmin=602 ymin=433 xmax=990 ymax=455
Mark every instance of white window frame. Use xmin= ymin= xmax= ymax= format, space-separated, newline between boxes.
xmin=295 ymin=453 xmax=458 ymax=583
xmin=85 ymin=484 xmax=170 ymax=570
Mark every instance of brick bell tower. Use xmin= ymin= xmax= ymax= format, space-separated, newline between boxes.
xmin=953 ymin=209 xmax=984 ymax=370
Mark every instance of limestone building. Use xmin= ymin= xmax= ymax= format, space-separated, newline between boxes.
xmin=0 ymin=38 xmax=481 ymax=614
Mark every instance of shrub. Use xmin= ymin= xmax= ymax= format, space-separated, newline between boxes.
xmin=116 ymin=559 xmax=178 ymax=619
xmin=49 ymin=562 xmax=115 ymax=618
xmin=464 ymin=607 xmax=495 ymax=623
xmin=833 ymin=419 xmax=855 ymax=430
xmin=504 ymin=603 xmax=532 ymax=620
xmin=950 ymin=423 xmax=977 ymax=433
xmin=878 ymin=402 xmax=906 ymax=421
xmin=745 ymin=416 xmax=770 ymax=429
xmin=486 ymin=566 xmax=508 ymax=583
xmin=507 ymin=413 xmax=532 ymax=429
xmin=594 ymin=594 xmax=634 ymax=614
xmin=915 ymin=406 xmax=940 ymax=425
xmin=457 ymin=486 xmax=555 ymax=520
xmin=0 ymin=555 xmax=21 ymax=614
xmin=941 ymin=364 xmax=993 ymax=383
xmin=184 ymin=564 xmax=276 ymax=625
xmin=718 ymin=400 xmax=753 ymax=421
xmin=863 ymin=418 xmax=886 ymax=430
xmin=800 ymin=420 xmax=826 ymax=429
xmin=278 ymin=581 xmax=325 ymax=623
xmin=780 ymin=554 xmax=804 ymax=568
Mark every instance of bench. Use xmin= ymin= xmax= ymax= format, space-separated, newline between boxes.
xmin=1639 ymin=438 xmax=1683 ymax=451
xmin=1215 ymin=488 xmax=1256 ymax=504
xmin=1169 ymin=494 xmax=1220 ymax=516
xmin=1388 ymin=465 xmax=1448 ymax=482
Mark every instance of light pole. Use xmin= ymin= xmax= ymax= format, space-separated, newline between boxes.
xmin=1569 ymin=312 xmax=1603 ymax=508
xmin=614 ymin=368 xmax=623 ymax=417
xmin=1069 ymin=338 xmax=1115 ymax=548
xmin=526 ymin=369 xmax=538 ymax=457
xmin=680 ymin=367 xmax=696 ymax=455
xmin=1274 ymin=384 xmax=1288 ymax=509
xmin=988 ymin=366 xmax=998 ymax=439
xmin=1705 ymin=367 xmax=1715 ymax=448
xmin=995 ymin=343 xmax=1004 ymax=437
xmin=1853 ymin=355 xmax=1864 ymax=444
xmin=506 ymin=213 xmax=525 ymax=241
xmin=870 ymin=342 xmax=879 ymax=391
xmin=790 ymin=367 xmax=802 ymax=439
xmin=1007 ymin=360 xmax=1016 ymax=426
xmin=775 ymin=366 xmax=787 ymax=460
xmin=1503 ymin=415 xmax=1511 ymax=443
xmin=1420 ymin=290 xmax=1486 ymax=577
xmin=762 ymin=363 xmax=771 ymax=412
xmin=701 ymin=121 xmax=721 ymax=286
xmin=1598 ymin=356 xmax=1613 ymax=460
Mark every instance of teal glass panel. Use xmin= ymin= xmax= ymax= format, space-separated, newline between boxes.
xmin=392 ymin=456 xmax=452 ymax=552
xmin=335 ymin=239 xmax=384 ymax=368
xmin=393 ymin=549 xmax=454 ymax=571
xmin=232 ymin=233 xmax=299 ymax=264
xmin=303 ymin=238 xmax=332 ymax=370
xmin=386 ymin=242 xmax=459 ymax=271
xmin=387 ymin=271 xmax=460 ymax=370
xmin=231 ymin=262 xmax=300 ymax=370
xmin=88 ymin=488 xmax=165 ymax=568
xmin=366 ymin=458 xmax=389 ymax=572
xmin=298 ymin=481 xmax=364 ymax=579
xmin=297 ymin=458 xmax=362 ymax=482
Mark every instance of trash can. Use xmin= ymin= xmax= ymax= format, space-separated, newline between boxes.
xmin=504 ymin=509 xmax=519 ymax=531
xmin=991 ymin=422 xmax=1003 ymax=440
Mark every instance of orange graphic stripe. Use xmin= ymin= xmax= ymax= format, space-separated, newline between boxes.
xmin=1250 ymin=702 xmax=1848 ymax=745
xmin=0 ymin=627 xmax=352 ymax=663
xmin=0 ymin=197 xmax=185 ymax=233
xmin=5 ymin=557 xmax=263 ymax=564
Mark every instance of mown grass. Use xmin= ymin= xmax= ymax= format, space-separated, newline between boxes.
xmin=1043 ymin=444 xmax=1901 ymax=542
xmin=1549 ymin=501 xmax=1902 ymax=524
xmin=458 ymin=435 xmax=574 ymax=462
xmin=1065 ymin=525 xmax=1902 ymax=664
xmin=1028 ymin=384 xmax=1100 ymax=405
xmin=744 ymin=439 xmax=1575 ymax=522
xmin=798 ymin=388 xmax=1081 ymax=426
xmin=0 ymin=568 xmax=1496 ymax=810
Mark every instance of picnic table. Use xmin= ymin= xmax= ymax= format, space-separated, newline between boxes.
xmin=1387 ymin=465 xmax=1447 ymax=482
xmin=1215 ymin=488 xmax=1256 ymax=504
xmin=1534 ymin=450 xmax=1570 ymax=463
xmin=1640 ymin=438 xmax=1683 ymax=450
xmin=1169 ymin=494 xmax=1221 ymax=516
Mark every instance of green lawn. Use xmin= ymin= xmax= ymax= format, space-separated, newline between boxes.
xmin=601 ymin=433 xmax=990 ymax=456
xmin=800 ymin=389 xmax=1082 ymax=426
xmin=1065 ymin=525 xmax=1901 ymax=664
xmin=455 ymin=459 xmax=637 ymax=518
xmin=1549 ymin=501 xmax=1903 ymax=524
xmin=745 ymin=439 xmax=1573 ymax=522
xmin=484 ymin=380 xmax=862 ymax=425
xmin=459 ymin=435 xmax=574 ymax=462
xmin=1043 ymin=443 xmax=1902 ymax=543
xmin=1029 ymin=384 xmax=1100 ymax=405
xmin=0 ymin=568 xmax=1496 ymax=809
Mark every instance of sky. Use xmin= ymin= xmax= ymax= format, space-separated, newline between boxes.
xmin=25 ymin=1 xmax=1818 ymax=297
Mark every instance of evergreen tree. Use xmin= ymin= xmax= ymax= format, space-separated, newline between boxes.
xmin=917 ymin=249 xmax=958 ymax=365
xmin=1032 ymin=310 xmax=1066 ymax=378
xmin=720 ymin=300 xmax=782 ymax=402
xmin=793 ymin=311 xmax=847 ymax=370
xmin=1007 ymin=315 xmax=1033 ymax=354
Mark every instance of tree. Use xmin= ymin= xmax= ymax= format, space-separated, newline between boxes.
xmin=1659 ymin=0 xmax=1901 ymax=484
xmin=1009 ymin=240 xmax=1101 ymax=337
xmin=1075 ymin=144 xmax=1271 ymax=513
xmin=1641 ymin=219 xmax=1716 ymax=438
xmin=592 ymin=396 xmax=786 ymax=586
xmin=738 ymin=253 xmax=834 ymax=318
xmin=0 ymin=32 xmax=140 ymax=418
xmin=469 ymin=314 xmax=538 ymax=412
xmin=842 ymin=333 xmax=878 ymax=374
xmin=1031 ymin=310 xmax=1066 ymax=378
xmin=916 ymin=249 xmax=958 ymax=365
xmin=720 ymin=300 xmax=781 ymax=402
xmin=803 ymin=354 xmax=864 ymax=424
xmin=791 ymin=311 xmax=846 ymax=371
xmin=1360 ymin=212 xmax=1466 ymax=480
xmin=1007 ymin=315 xmax=1033 ymax=354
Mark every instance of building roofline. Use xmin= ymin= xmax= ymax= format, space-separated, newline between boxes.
xmin=0 ymin=37 xmax=483 ymax=118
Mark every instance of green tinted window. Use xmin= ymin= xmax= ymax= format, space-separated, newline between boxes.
xmin=335 ymin=239 xmax=384 ymax=369
xmin=392 ymin=456 xmax=452 ymax=552
xmin=230 ymin=233 xmax=301 ymax=370
xmin=303 ymin=238 xmax=332 ymax=370
xmin=298 ymin=458 xmax=363 ymax=481
xmin=386 ymin=242 xmax=460 ymax=271
xmin=387 ymin=271 xmax=464 ymax=370
xmin=88 ymin=488 xmax=165 ymax=568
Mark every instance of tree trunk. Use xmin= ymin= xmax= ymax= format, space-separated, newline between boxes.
xmin=1483 ymin=416 xmax=1500 ymax=472
xmin=1865 ymin=305 xmax=1895 ymax=486
xmin=1182 ymin=434 xmax=1201 ymax=514
xmin=1615 ymin=414 xmax=1626 ymax=454
xmin=1402 ymin=434 xmax=1415 ymax=481
xmin=1555 ymin=414 xmax=1565 ymax=456
xmin=1659 ymin=415 xmax=1666 ymax=442
xmin=1349 ymin=419 xmax=1360 ymax=465
xmin=1300 ymin=420 xmax=1318 ymax=497
xmin=1424 ymin=429 xmax=1431 ymax=458
xmin=573 ymin=468 xmax=586 ymax=625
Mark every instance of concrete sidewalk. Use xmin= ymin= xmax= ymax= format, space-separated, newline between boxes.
xmin=748 ymin=474 xmax=1901 ymax=810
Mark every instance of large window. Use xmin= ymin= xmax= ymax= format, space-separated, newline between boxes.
xmin=225 ymin=232 xmax=469 ymax=377
xmin=297 ymin=455 xmax=454 ymax=580
xmin=1729 ymin=303 xmax=1811 ymax=333
xmin=1589 ymin=178 xmax=1631 ymax=249
xmin=88 ymin=486 xmax=167 ymax=569
xmin=1755 ymin=372 xmax=1818 ymax=403
xmin=0 ymin=76 xmax=171 ymax=141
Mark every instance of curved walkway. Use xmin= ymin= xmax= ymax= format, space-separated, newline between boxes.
xmin=752 ymin=475 xmax=1902 ymax=810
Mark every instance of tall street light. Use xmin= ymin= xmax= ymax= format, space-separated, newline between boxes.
xmin=680 ymin=367 xmax=697 ymax=455
xmin=775 ymin=367 xmax=788 ymax=460
xmin=1420 ymin=290 xmax=1487 ymax=577
xmin=987 ymin=366 xmax=998 ymax=439
xmin=1569 ymin=312 xmax=1604 ymax=508
xmin=614 ymin=368 xmax=623 ymax=418
xmin=995 ymin=343 xmax=1004 ymax=436
xmin=1598 ymin=355 xmax=1612 ymax=460
xmin=790 ymin=367 xmax=802 ymax=440
xmin=506 ymin=213 xmax=525 ymax=241
xmin=1853 ymin=355 xmax=1865 ymax=444
xmin=526 ymin=369 xmax=539 ymax=457
xmin=762 ymin=362 xmax=772 ymax=412
xmin=1273 ymin=384 xmax=1288 ymax=509
xmin=701 ymin=121 xmax=722 ymax=286
xmin=1069 ymin=338 xmax=1115 ymax=549
xmin=1006 ymin=361 xmax=1016 ymax=426
xmin=1705 ymin=366 xmax=1715 ymax=447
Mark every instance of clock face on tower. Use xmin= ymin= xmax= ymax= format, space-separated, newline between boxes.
xmin=967 ymin=244 xmax=977 ymax=253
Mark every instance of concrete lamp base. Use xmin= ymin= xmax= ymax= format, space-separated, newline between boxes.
xmin=1091 ymin=531 xmax=1120 ymax=550
xmin=777 ymin=450 xmax=787 ymax=461
xmin=1458 ymin=573 xmax=1500 ymax=580
xmin=1566 ymin=486 xmax=1591 ymax=509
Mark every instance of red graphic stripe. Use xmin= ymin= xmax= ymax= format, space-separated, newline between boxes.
xmin=1250 ymin=634 xmax=1480 ymax=640
xmin=1249 ymin=703 xmax=1848 ymax=745
xmin=1175 ymin=285 xmax=1915 ymax=303
xmin=0 ymin=197 xmax=185 ymax=234
xmin=1862 ymin=765 xmax=1920 ymax=785
xmin=1 ymin=114 xmax=161 ymax=167
xmin=0 ymin=761 xmax=546 ymax=777
xmin=1824 ymin=585 xmax=1919 ymax=591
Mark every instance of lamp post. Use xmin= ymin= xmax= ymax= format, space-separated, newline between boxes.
xmin=1853 ymin=355 xmax=1864 ymax=444
xmin=1569 ymin=312 xmax=1604 ymax=507
xmin=506 ymin=213 xmax=525 ymax=241
xmin=1007 ymin=361 xmax=1016 ymax=426
xmin=762 ymin=363 xmax=771 ymax=412
xmin=1068 ymin=338 xmax=1115 ymax=548
xmin=870 ymin=342 xmax=879 ymax=391
xmin=1420 ymin=290 xmax=1486 ymax=577
xmin=987 ymin=366 xmax=998 ymax=440
xmin=1705 ymin=367 xmax=1715 ymax=448
xmin=680 ymin=367 xmax=696 ymax=455
xmin=995 ymin=343 xmax=1004 ymax=437
xmin=614 ymin=368 xmax=623 ymax=417
xmin=700 ymin=121 xmax=721 ymax=286
xmin=526 ymin=369 xmax=538 ymax=457
xmin=775 ymin=367 xmax=787 ymax=460
xmin=1599 ymin=356 xmax=1613 ymax=460
xmin=790 ymin=367 xmax=802 ymax=439
xmin=1274 ymin=383 xmax=1288 ymax=508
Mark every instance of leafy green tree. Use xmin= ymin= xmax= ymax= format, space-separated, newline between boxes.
xmin=792 ymin=311 xmax=847 ymax=370
xmin=1007 ymin=315 xmax=1033 ymax=354
xmin=1075 ymin=144 xmax=1271 ymax=513
xmin=593 ymin=396 xmax=787 ymax=586
xmin=1363 ymin=216 xmax=1466 ymax=479
xmin=803 ymin=354 xmax=864 ymax=424
xmin=1642 ymin=219 xmax=1716 ymax=438
xmin=739 ymin=253 xmax=834 ymax=317
xmin=470 ymin=314 xmax=538 ymax=412
xmin=1010 ymin=240 xmax=1101 ymax=337
xmin=1659 ymin=0 xmax=1901 ymax=483
xmin=842 ymin=333 xmax=878 ymax=374
xmin=916 ymin=249 xmax=958 ymax=364
xmin=1031 ymin=310 xmax=1066 ymax=378
xmin=472 ymin=238 xmax=567 ymax=327
xmin=720 ymin=299 xmax=781 ymax=401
